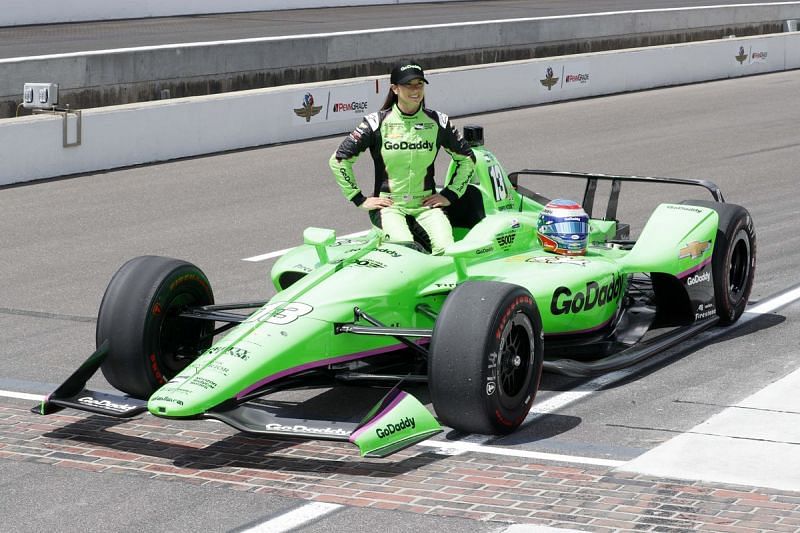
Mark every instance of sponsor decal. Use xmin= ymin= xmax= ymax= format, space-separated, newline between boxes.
xmin=695 ymin=302 xmax=716 ymax=320
xmin=150 ymin=395 xmax=184 ymax=406
xmin=209 ymin=362 xmax=230 ymax=376
xmin=486 ymin=382 xmax=496 ymax=396
xmin=332 ymin=238 xmax=368 ymax=247
xmin=496 ymin=232 xmax=516 ymax=248
xmin=227 ymin=348 xmax=249 ymax=361
xmin=191 ymin=377 xmax=218 ymax=390
xmin=352 ymin=258 xmax=386 ymax=269
xmin=293 ymin=93 xmax=322 ymax=122
xmin=375 ymin=417 xmax=416 ymax=439
xmin=414 ymin=123 xmax=434 ymax=130
xmin=679 ymin=240 xmax=712 ymax=260
xmin=550 ymin=274 xmax=624 ymax=315
xmin=565 ymin=73 xmax=589 ymax=84
xmin=687 ymin=271 xmax=711 ymax=286
xmin=265 ymin=423 xmax=352 ymax=436
xmin=382 ymin=140 xmax=434 ymax=151
xmin=735 ymin=46 xmax=749 ymax=64
xmin=540 ymin=66 xmax=559 ymax=90
xmin=751 ymin=50 xmax=768 ymax=63
xmin=332 ymin=101 xmax=368 ymax=113
xmin=666 ymin=205 xmax=703 ymax=213
xmin=376 ymin=248 xmax=402 ymax=258
xmin=78 ymin=396 xmax=138 ymax=413
xmin=475 ymin=246 xmax=494 ymax=255
xmin=527 ymin=256 xmax=589 ymax=266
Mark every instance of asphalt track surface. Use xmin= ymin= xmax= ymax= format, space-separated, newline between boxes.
xmin=1 ymin=71 xmax=799 ymax=531
xmin=0 ymin=0 xmax=787 ymax=59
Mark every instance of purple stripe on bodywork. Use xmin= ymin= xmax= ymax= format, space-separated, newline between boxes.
xmin=677 ymin=257 xmax=712 ymax=279
xmin=349 ymin=389 xmax=407 ymax=443
xmin=235 ymin=342 xmax=421 ymax=399
xmin=545 ymin=314 xmax=615 ymax=338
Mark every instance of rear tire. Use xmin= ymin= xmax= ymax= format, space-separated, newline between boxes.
xmin=429 ymin=282 xmax=544 ymax=434
xmin=96 ymin=256 xmax=215 ymax=399
xmin=682 ymin=200 xmax=756 ymax=325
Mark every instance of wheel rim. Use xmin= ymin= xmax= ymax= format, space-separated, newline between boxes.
xmin=158 ymin=292 xmax=211 ymax=374
xmin=728 ymin=229 xmax=751 ymax=304
xmin=497 ymin=312 xmax=534 ymax=407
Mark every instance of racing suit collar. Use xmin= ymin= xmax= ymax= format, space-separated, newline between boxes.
xmin=394 ymin=103 xmax=423 ymax=118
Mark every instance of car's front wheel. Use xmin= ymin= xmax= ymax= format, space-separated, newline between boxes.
xmin=682 ymin=200 xmax=756 ymax=325
xmin=429 ymin=281 xmax=544 ymax=434
xmin=96 ymin=256 xmax=215 ymax=399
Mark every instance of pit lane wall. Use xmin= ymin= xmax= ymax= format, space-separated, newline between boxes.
xmin=1 ymin=32 xmax=798 ymax=186
xmin=0 ymin=0 xmax=445 ymax=26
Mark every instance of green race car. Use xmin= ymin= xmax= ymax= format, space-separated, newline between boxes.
xmin=35 ymin=126 xmax=756 ymax=458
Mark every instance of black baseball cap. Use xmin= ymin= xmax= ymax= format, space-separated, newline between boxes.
xmin=390 ymin=62 xmax=429 ymax=85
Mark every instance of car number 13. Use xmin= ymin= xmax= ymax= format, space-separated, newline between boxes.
xmin=489 ymin=165 xmax=508 ymax=202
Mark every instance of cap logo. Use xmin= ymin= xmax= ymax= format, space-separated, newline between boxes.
xmin=401 ymin=64 xmax=422 ymax=71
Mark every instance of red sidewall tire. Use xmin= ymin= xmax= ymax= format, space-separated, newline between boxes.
xmin=96 ymin=256 xmax=214 ymax=399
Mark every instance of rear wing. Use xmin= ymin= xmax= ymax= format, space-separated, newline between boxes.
xmin=507 ymin=170 xmax=724 ymax=221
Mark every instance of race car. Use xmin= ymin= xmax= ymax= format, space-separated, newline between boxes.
xmin=34 ymin=125 xmax=756 ymax=458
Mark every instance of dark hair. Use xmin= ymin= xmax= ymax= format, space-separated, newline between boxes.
xmin=381 ymin=89 xmax=397 ymax=111
xmin=380 ymin=88 xmax=426 ymax=112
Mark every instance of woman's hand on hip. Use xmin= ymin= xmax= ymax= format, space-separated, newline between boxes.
xmin=422 ymin=193 xmax=451 ymax=208
xmin=360 ymin=196 xmax=394 ymax=210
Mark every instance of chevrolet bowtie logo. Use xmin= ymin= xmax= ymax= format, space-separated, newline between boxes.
xmin=679 ymin=240 xmax=712 ymax=260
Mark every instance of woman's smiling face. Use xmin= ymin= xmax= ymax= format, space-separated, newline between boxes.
xmin=393 ymin=78 xmax=425 ymax=113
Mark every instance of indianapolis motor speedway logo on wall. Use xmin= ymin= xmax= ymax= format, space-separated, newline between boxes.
xmin=540 ymin=66 xmax=559 ymax=90
xmin=735 ymin=46 xmax=748 ymax=64
xmin=293 ymin=93 xmax=323 ymax=122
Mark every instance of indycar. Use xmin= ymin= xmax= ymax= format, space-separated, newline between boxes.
xmin=35 ymin=125 xmax=756 ymax=458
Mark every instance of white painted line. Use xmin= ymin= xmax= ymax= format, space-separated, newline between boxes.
xmin=417 ymin=440 xmax=624 ymax=467
xmin=4 ymin=3 xmax=793 ymax=62
xmin=240 ymin=502 xmax=342 ymax=533
xmin=242 ymin=230 xmax=370 ymax=262
xmin=744 ymin=284 xmax=800 ymax=315
xmin=0 ymin=390 xmax=45 ymax=402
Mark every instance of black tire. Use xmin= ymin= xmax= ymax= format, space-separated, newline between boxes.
xmin=96 ymin=256 xmax=215 ymax=399
xmin=682 ymin=200 xmax=756 ymax=325
xmin=429 ymin=281 xmax=544 ymax=434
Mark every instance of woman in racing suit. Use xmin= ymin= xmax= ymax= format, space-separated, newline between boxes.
xmin=329 ymin=62 xmax=476 ymax=255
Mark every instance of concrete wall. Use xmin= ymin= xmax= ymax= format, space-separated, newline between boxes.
xmin=3 ymin=4 xmax=799 ymax=118
xmin=0 ymin=0 xmax=447 ymax=27
xmin=2 ymin=32 xmax=797 ymax=186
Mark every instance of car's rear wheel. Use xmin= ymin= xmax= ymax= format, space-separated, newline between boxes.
xmin=682 ymin=200 xmax=756 ymax=325
xmin=96 ymin=256 xmax=215 ymax=399
xmin=429 ymin=281 xmax=544 ymax=434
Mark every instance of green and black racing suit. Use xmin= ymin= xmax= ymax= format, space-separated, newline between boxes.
xmin=329 ymin=104 xmax=476 ymax=254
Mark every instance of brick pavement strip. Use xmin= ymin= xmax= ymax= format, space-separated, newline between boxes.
xmin=2 ymin=405 xmax=800 ymax=532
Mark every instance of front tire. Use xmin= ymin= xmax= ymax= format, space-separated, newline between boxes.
xmin=96 ymin=256 xmax=215 ymax=399
xmin=682 ymin=200 xmax=756 ymax=325
xmin=429 ymin=282 xmax=544 ymax=434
